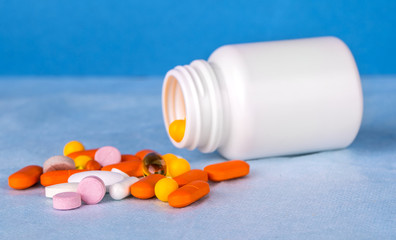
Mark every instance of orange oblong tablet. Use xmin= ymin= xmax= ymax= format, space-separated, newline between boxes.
xmin=135 ymin=149 xmax=155 ymax=160
xmin=121 ymin=154 xmax=141 ymax=162
xmin=40 ymin=169 xmax=86 ymax=187
xmin=130 ymin=174 xmax=165 ymax=199
xmin=8 ymin=165 xmax=43 ymax=190
xmin=168 ymin=180 xmax=210 ymax=208
xmin=203 ymin=160 xmax=249 ymax=182
xmin=67 ymin=149 xmax=98 ymax=160
xmin=172 ymin=169 xmax=208 ymax=187
xmin=101 ymin=159 xmax=143 ymax=177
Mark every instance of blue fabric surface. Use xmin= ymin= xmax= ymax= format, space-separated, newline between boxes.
xmin=0 ymin=76 xmax=394 ymax=239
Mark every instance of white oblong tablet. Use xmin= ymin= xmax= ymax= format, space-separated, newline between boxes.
xmin=68 ymin=171 xmax=126 ymax=191
xmin=45 ymin=182 xmax=79 ymax=198
xmin=109 ymin=177 xmax=139 ymax=200
xmin=111 ymin=168 xmax=129 ymax=178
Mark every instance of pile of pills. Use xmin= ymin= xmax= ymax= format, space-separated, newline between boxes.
xmin=8 ymin=140 xmax=250 ymax=210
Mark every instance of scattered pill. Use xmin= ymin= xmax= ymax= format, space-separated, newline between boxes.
xmin=162 ymin=153 xmax=179 ymax=162
xmin=94 ymin=146 xmax=122 ymax=167
xmin=85 ymin=159 xmax=102 ymax=170
xmin=63 ymin=140 xmax=85 ymax=156
xmin=109 ymin=177 xmax=139 ymax=200
xmin=173 ymin=169 xmax=208 ymax=187
xmin=45 ymin=182 xmax=79 ymax=198
xmin=101 ymin=159 xmax=143 ymax=177
xmin=162 ymin=153 xmax=178 ymax=176
xmin=121 ymin=154 xmax=141 ymax=162
xmin=120 ymin=155 xmax=144 ymax=176
xmin=68 ymin=170 xmax=125 ymax=191
xmin=142 ymin=152 xmax=167 ymax=176
xmin=74 ymin=155 xmax=92 ymax=169
xmin=155 ymin=178 xmax=179 ymax=202
xmin=110 ymin=168 xmax=129 ymax=177
xmin=135 ymin=149 xmax=155 ymax=160
xmin=130 ymin=174 xmax=165 ymax=199
xmin=67 ymin=149 xmax=98 ymax=160
xmin=53 ymin=192 xmax=82 ymax=210
xmin=204 ymin=160 xmax=250 ymax=182
xmin=43 ymin=155 xmax=76 ymax=173
xmin=8 ymin=165 xmax=43 ymax=190
xmin=166 ymin=156 xmax=191 ymax=177
xmin=40 ymin=169 xmax=86 ymax=187
xmin=77 ymin=176 xmax=106 ymax=205
xmin=169 ymin=119 xmax=186 ymax=142
xmin=168 ymin=180 xmax=210 ymax=208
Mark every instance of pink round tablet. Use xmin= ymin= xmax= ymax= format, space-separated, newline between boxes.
xmin=53 ymin=192 xmax=81 ymax=210
xmin=77 ymin=176 xmax=106 ymax=205
xmin=94 ymin=146 xmax=122 ymax=166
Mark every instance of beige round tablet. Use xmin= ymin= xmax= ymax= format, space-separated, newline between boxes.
xmin=43 ymin=155 xmax=76 ymax=173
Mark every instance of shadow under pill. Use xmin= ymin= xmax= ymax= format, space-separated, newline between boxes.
xmin=6 ymin=184 xmax=44 ymax=196
xmin=97 ymin=194 xmax=114 ymax=204
xmin=189 ymin=194 xmax=210 ymax=208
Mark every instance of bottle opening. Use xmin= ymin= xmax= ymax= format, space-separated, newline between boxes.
xmin=162 ymin=75 xmax=186 ymax=128
xmin=162 ymin=65 xmax=203 ymax=150
xmin=162 ymin=60 xmax=223 ymax=152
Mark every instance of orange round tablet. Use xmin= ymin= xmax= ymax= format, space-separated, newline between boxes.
xmin=85 ymin=160 xmax=102 ymax=170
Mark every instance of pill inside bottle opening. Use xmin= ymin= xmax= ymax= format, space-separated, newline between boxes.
xmin=163 ymin=75 xmax=187 ymax=143
xmin=169 ymin=119 xmax=186 ymax=142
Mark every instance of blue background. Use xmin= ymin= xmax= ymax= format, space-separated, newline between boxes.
xmin=1 ymin=1 xmax=395 ymax=238
xmin=0 ymin=0 xmax=395 ymax=76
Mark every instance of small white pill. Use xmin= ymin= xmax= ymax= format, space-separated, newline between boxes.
xmin=45 ymin=182 xmax=79 ymax=198
xmin=109 ymin=177 xmax=139 ymax=200
xmin=68 ymin=171 xmax=126 ymax=191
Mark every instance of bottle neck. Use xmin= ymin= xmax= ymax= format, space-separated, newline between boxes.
xmin=162 ymin=60 xmax=224 ymax=153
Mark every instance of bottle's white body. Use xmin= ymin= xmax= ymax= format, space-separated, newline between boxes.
xmin=162 ymin=37 xmax=363 ymax=160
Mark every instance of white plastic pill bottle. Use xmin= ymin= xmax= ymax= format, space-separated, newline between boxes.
xmin=162 ymin=37 xmax=363 ymax=160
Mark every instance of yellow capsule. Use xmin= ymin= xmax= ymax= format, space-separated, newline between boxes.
xmin=162 ymin=153 xmax=179 ymax=163
xmin=74 ymin=155 xmax=92 ymax=169
xmin=162 ymin=153 xmax=191 ymax=178
xmin=155 ymin=178 xmax=179 ymax=202
xmin=169 ymin=119 xmax=186 ymax=142
xmin=142 ymin=152 xmax=167 ymax=176
xmin=168 ymin=157 xmax=191 ymax=178
xmin=162 ymin=153 xmax=177 ymax=176
xmin=63 ymin=140 xmax=85 ymax=156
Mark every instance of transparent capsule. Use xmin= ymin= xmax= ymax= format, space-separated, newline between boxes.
xmin=142 ymin=152 xmax=167 ymax=176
